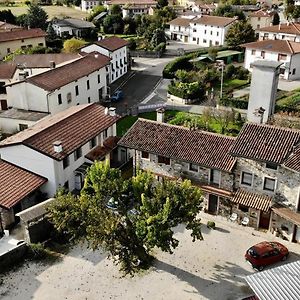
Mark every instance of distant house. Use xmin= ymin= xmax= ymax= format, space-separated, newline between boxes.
xmin=0 ymin=21 xmax=22 ymax=32
xmin=191 ymin=2 xmax=217 ymax=15
xmin=248 ymin=9 xmax=275 ymax=31
xmin=258 ymin=22 xmax=300 ymax=42
xmin=52 ymin=18 xmax=96 ymax=37
xmin=242 ymin=39 xmax=300 ymax=80
xmin=0 ymin=62 xmax=17 ymax=110
xmin=81 ymin=0 xmax=100 ymax=11
xmin=0 ymin=159 xmax=47 ymax=229
xmin=6 ymin=53 xmax=110 ymax=116
xmin=167 ymin=15 xmax=236 ymax=46
xmin=0 ymin=28 xmax=46 ymax=59
xmin=81 ymin=36 xmax=128 ymax=83
xmin=0 ymin=103 xmax=119 ymax=197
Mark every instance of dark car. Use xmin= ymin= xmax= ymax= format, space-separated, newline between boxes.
xmin=111 ymin=90 xmax=124 ymax=102
xmin=245 ymin=241 xmax=289 ymax=271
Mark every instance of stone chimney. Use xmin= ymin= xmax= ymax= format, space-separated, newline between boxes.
xmin=156 ymin=107 xmax=165 ymax=123
xmin=49 ymin=61 xmax=56 ymax=69
xmin=108 ymin=107 xmax=116 ymax=117
xmin=53 ymin=141 xmax=63 ymax=153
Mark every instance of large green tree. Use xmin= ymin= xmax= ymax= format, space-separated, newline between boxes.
xmin=26 ymin=4 xmax=48 ymax=30
xmin=48 ymin=162 xmax=203 ymax=275
xmin=225 ymin=21 xmax=256 ymax=48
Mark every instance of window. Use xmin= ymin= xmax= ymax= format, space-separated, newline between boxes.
xmin=251 ymin=49 xmax=256 ymax=55
xmin=67 ymin=92 xmax=72 ymax=103
xmin=141 ymin=151 xmax=149 ymax=159
xmin=204 ymin=30 xmax=207 ymax=34
xmin=217 ymin=32 xmax=219 ymax=36
xmin=189 ymin=163 xmax=198 ymax=172
xmin=210 ymin=31 xmax=213 ymax=35
xmin=87 ymin=80 xmax=90 ymax=90
xmin=21 ymin=39 xmax=24 ymax=42
xmin=74 ymin=147 xmax=82 ymax=161
xmin=38 ymin=43 xmax=43 ymax=46
xmin=75 ymin=85 xmax=79 ymax=96
xmin=266 ymin=162 xmax=278 ymax=170
xmin=263 ymin=177 xmax=276 ymax=192
xmin=203 ymin=39 xmax=207 ymax=43
xmin=19 ymin=124 xmax=28 ymax=131
xmin=261 ymin=51 xmax=265 ymax=58
xmin=241 ymin=171 xmax=253 ymax=186
xmin=215 ymin=41 xmax=219 ymax=46
xmin=278 ymin=53 xmax=287 ymax=61
xmin=293 ymin=68 xmax=296 ymax=75
xmin=258 ymin=17 xmax=261 ymax=21
xmin=103 ymin=128 xmax=108 ymax=139
xmin=0 ymin=82 xmax=6 ymax=94
xmin=64 ymin=180 xmax=69 ymax=190
xmin=7 ymin=48 xmax=10 ymax=54
xmin=88 ymin=97 xmax=91 ymax=103
xmin=63 ymin=156 xmax=69 ymax=169
xmin=257 ymin=24 xmax=260 ymax=29
xmin=21 ymin=45 xmax=26 ymax=50
xmin=89 ymin=137 xmax=96 ymax=149
xmin=98 ymin=74 xmax=101 ymax=84
xmin=210 ymin=169 xmax=220 ymax=185
xmin=193 ymin=37 xmax=196 ymax=41
xmin=58 ymin=93 xmax=62 ymax=105
xmin=239 ymin=204 xmax=249 ymax=213
xmin=193 ymin=28 xmax=196 ymax=32
xmin=158 ymin=155 xmax=170 ymax=165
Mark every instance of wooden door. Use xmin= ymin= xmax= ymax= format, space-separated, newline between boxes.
xmin=0 ymin=99 xmax=7 ymax=110
xmin=208 ymin=194 xmax=218 ymax=214
xmin=259 ymin=211 xmax=271 ymax=229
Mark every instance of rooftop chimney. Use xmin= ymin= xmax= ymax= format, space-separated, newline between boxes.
xmin=108 ymin=107 xmax=116 ymax=117
xmin=156 ymin=107 xmax=165 ymax=123
xmin=95 ymin=53 xmax=99 ymax=58
xmin=53 ymin=141 xmax=63 ymax=153
xmin=104 ymin=107 xmax=109 ymax=115
xmin=49 ymin=61 xmax=56 ymax=69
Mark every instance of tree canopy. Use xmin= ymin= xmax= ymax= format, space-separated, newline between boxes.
xmin=225 ymin=21 xmax=256 ymax=48
xmin=63 ymin=38 xmax=87 ymax=53
xmin=48 ymin=161 xmax=203 ymax=275
xmin=0 ymin=9 xmax=16 ymax=24
xmin=213 ymin=4 xmax=245 ymax=20
xmin=26 ymin=4 xmax=48 ymax=30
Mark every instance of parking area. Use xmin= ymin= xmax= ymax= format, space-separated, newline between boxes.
xmin=1 ymin=212 xmax=299 ymax=300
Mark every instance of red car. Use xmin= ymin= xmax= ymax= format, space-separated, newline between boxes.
xmin=245 ymin=241 xmax=289 ymax=271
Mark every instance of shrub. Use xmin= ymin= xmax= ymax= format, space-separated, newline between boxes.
xmin=154 ymin=42 xmax=166 ymax=52
xmin=219 ymin=96 xmax=248 ymax=109
xmin=163 ymin=55 xmax=194 ymax=79
xmin=168 ymin=81 xmax=204 ymax=100
xmin=207 ymin=221 xmax=216 ymax=229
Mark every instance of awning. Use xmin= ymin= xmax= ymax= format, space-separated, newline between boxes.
xmin=231 ymin=189 xmax=272 ymax=212
xmin=272 ymin=205 xmax=300 ymax=226
xmin=200 ymin=185 xmax=232 ymax=198
xmin=245 ymin=261 xmax=300 ymax=300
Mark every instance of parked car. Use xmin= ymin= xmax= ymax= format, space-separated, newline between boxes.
xmin=111 ymin=90 xmax=124 ymax=102
xmin=245 ymin=241 xmax=289 ymax=271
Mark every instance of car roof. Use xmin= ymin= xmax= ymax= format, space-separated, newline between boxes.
xmin=251 ymin=241 xmax=275 ymax=255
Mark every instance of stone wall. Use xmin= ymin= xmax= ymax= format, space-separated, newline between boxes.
xmin=0 ymin=208 xmax=15 ymax=229
xmin=0 ymin=242 xmax=27 ymax=270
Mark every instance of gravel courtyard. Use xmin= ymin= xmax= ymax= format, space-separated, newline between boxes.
xmin=1 ymin=213 xmax=299 ymax=300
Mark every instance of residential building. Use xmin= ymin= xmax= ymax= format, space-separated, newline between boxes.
xmin=6 ymin=53 xmax=110 ymax=115
xmin=0 ymin=21 xmax=22 ymax=32
xmin=0 ymin=103 xmax=119 ymax=198
xmin=0 ymin=28 xmax=46 ymax=59
xmin=81 ymin=37 xmax=128 ymax=83
xmin=81 ymin=0 xmax=100 ymax=11
xmin=191 ymin=2 xmax=217 ymax=15
xmin=258 ymin=22 xmax=300 ymax=42
xmin=242 ymin=39 xmax=300 ymax=80
xmin=52 ymin=18 xmax=96 ymax=37
xmin=0 ymin=159 xmax=47 ymax=229
xmin=167 ymin=15 xmax=236 ymax=46
xmin=0 ymin=62 xmax=17 ymax=110
xmin=248 ymin=9 xmax=275 ymax=30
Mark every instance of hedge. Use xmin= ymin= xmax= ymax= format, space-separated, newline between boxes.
xmin=219 ymin=96 xmax=248 ymax=109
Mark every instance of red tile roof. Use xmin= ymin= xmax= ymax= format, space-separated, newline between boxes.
xmin=0 ymin=62 xmax=16 ymax=79
xmin=168 ymin=17 xmax=193 ymax=27
xmin=272 ymin=204 xmax=300 ymax=226
xmin=118 ymin=119 xmax=236 ymax=172
xmin=0 ymin=103 xmax=119 ymax=160
xmin=0 ymin=28 xmax=46 ymax=42
xmin=95 ymin=36 xmax=129 ymax=52
xmin=106 ymin=0 xmax=156 ymax=5
xmin=283 ymin=146 xmax=300 ymax=172
xmin=258 ymin=22 xmax=300 ymax=35
xmin=0 ymin=160 xmax=47 ymax=209
xmin=230 ymin=123 xmax=300 ymax=164
xmin=193 ymin=15 xmax=236 ymax=27
xmin=25 ymin=53 xmax=110 ymax=91
xmin=242 ymin=39 xmax=300 ymax=54
xmin=232 ymin=189 xmax=272 ymax=212
xmin=249 ymin=9 xmax=275 ymax=17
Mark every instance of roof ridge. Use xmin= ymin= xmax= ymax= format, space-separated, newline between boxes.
xmin=246 ymin=122 xmax=300 ymax=134
xmin=291 ymin=22 xmax=300 ymax=34
xmin=286 ymin=40 xmax=294 ymax=54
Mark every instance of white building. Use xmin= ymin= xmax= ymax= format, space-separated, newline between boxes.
xmin=81 ymin=0 xmax=100 ymax=11
xmin=248 ymin=9 xmax=275 ymax=31
xmin=242 ymin=39 xmax=300 ymax=80
xmin=81 ymin=36 xmax=128 ymax=83
xmin=258 ymin=22 xmax=300 ymax=42
xmin=6 ymin=53 xmax=110 ymax=116
xmin=168 ymin=15 xmax=236 ymax=47
xmin=0 ymin=103 xmax=119 ymax=197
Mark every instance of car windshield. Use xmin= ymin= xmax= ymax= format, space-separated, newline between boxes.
xmin=269 ymin=242 xmax=279 ymax=250
xmin=248 ymin=247 xmax=260 ymax=258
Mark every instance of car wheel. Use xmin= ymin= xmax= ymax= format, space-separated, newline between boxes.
xmin=282 ymin=255 xmax=288 ymax=261
xmin=258 ymin=265 xmax=264 ymax=271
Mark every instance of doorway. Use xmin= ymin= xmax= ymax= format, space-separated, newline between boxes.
xmin=259 ymin=211 xmax=271 ymax=229
xmin=208 ymin=194 xmax=218 ymax=214
xmin=0 ymin=99 xmax=7 ymax=110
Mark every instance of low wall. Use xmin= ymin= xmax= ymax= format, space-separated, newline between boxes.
xmin=0 ymin=242 xmax=27 ymax=271
xmin=130 ymin=50 xmax=162 ymax=58
xmin=167 ymin=93 xmax=198 ymax=105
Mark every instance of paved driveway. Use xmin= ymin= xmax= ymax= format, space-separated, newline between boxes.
xmin=1 ymin=213 xmax=299 ymax=300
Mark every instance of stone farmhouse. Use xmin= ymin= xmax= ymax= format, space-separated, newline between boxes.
xmin=167 ymin=15 xmax=236 ymax=47
xmin=0 ymin=28 xmax=46 ymax=59
xmin=118 ymin=111 xmax=300 ymax=243
xmin=248 ymin=9 xmax=275 ymax=31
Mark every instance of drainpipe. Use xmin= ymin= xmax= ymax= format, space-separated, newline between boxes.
xmin=46 ymin=91 xmax=53 ymax=113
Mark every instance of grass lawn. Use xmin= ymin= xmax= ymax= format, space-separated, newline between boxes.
xmin=222 ymin=79 xmax=249 ymax=91
xmin=0 ymin=5 xmax=88 ymax=19
xmin=276 ymin=88 xmax=300 ymax=112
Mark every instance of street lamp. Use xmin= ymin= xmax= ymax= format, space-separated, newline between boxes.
xmin=216 ymin=60 xmax=225 ymax=100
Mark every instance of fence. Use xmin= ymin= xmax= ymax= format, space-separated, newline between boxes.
xmin=138 ymin=103 xmax=167 ymax=113
xmin=130 ymin=50 xmax=162 ymax=58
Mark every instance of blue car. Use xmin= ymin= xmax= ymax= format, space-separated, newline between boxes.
xmin=111 ymin=90 xmax=124 ymax=102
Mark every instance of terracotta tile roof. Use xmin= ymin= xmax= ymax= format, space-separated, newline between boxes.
xmin=25 ymin=53 xmax=110 ymax=91
xmin=85 ymin=136 xmax=120 ymax=161
xmin=0 ymin=103 xmax=119 ymax=160
xmin=232 ymin=189 xmax=272 ymax=212
xmin=13 ymin=53 xmax=81 ymax=68
xmin=95 ymin=36 xmax=129 ymax=52
xmin=118 ymin=119 xmax=236 ymax=172
xmin=258 ymin=22 xmax=300 ymax=35
xmin=106 ymin=0 xmax=156 ymax=5
xmin=0 ymin=62 xmax=16 ymax=79
xmin=249 ymin=9 xmax=275 ymax=17
xmin=0 ymin=28 xmax=46 ymax=42
xmin=283 ymin=146 xmax=300 ymax=172
xmin=242 ymin=39 xmax=300 ymax=54
xmin=230 ymin=123 xmax=300 ymax=164
xmin=272 ymin=204 xmax=300 ymax=226
xmin=193 ymin=15 xmax=236 ymax=27
xmin=168 ymin=17 xmax=193 ymax=27
xmin=199 ymin=185 xmax=232 ymax=198
xmin=0 ymin=21 xmax=22 ymax=31
xmin=0 ymin=159 xmax=47 ymax=209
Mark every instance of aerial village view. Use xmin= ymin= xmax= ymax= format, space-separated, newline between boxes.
xmin=0 ymin=0 xmax=299 ymax=298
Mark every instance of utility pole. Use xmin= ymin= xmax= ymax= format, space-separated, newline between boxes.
xmin=216 ymin=60 xmax=225 ymax=100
